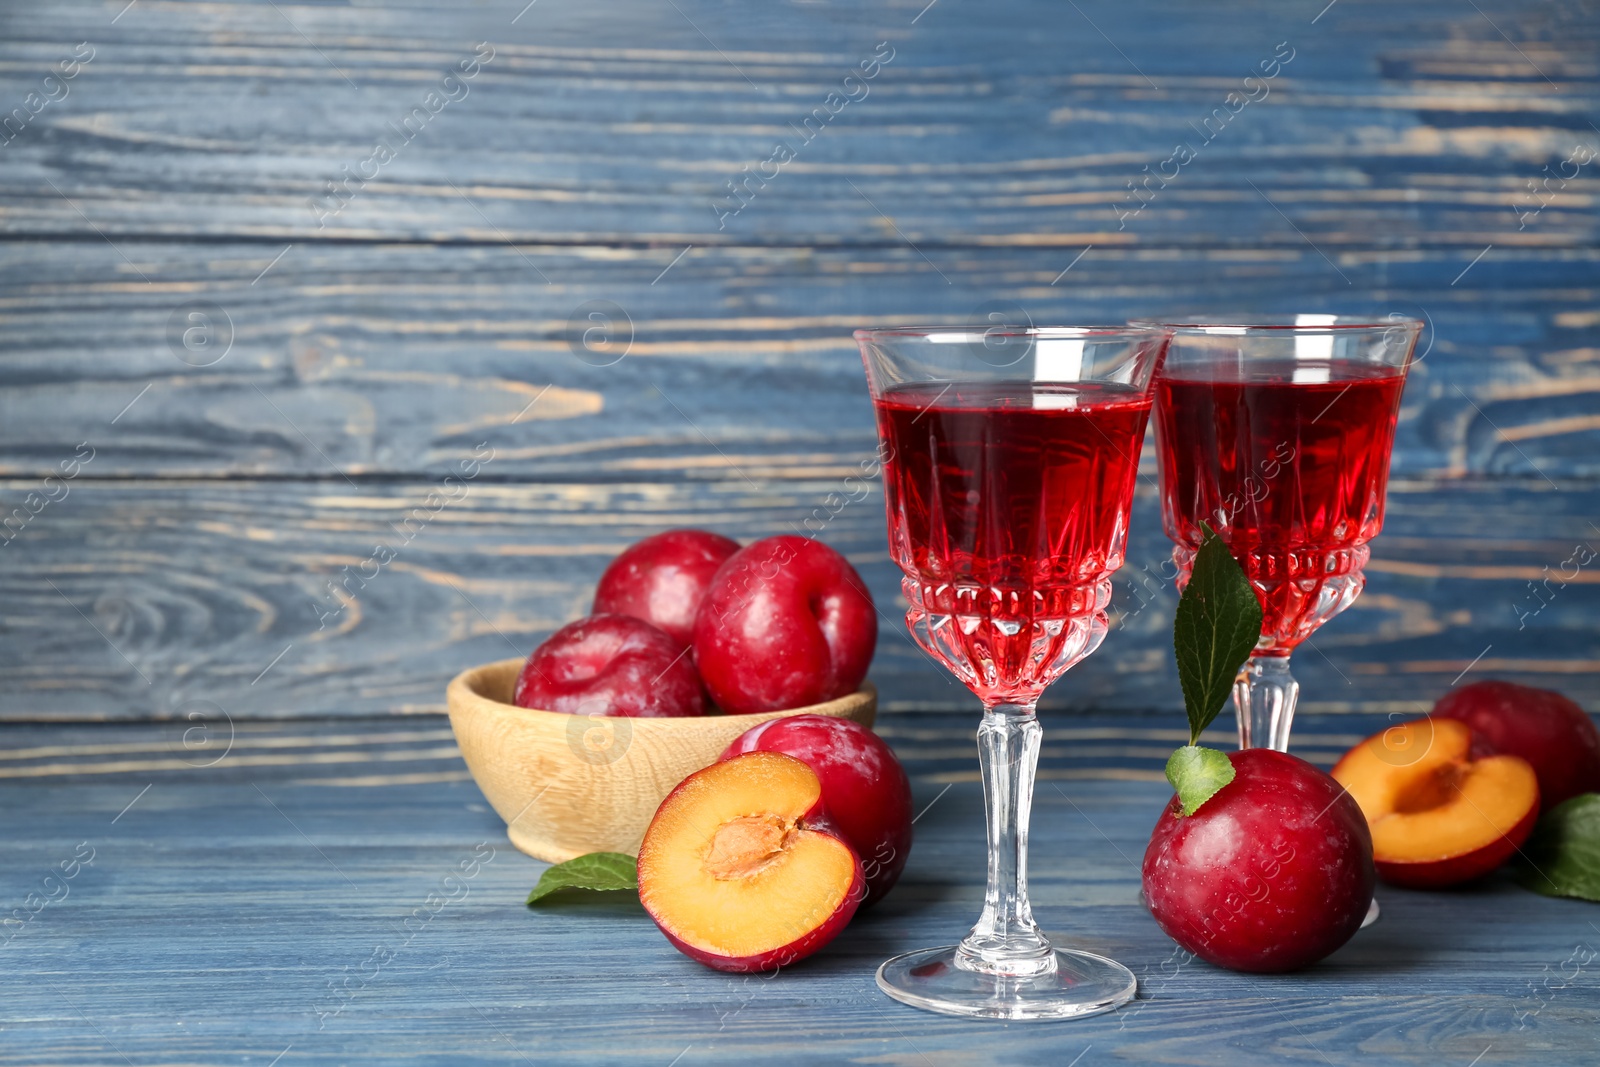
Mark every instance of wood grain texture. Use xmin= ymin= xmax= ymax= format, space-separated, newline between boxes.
xmin=0 ymin=715 xmax=1340 ymax=786
xmin=2 ymin=476 xmax=1594 ymax=720
xmin=0 ymin=0 xmax=1595 ymax=723
xmin=0 ymin=1 xmax=1595 ymax=247
xmin=0 ymin=242 xmax=1597 ymax=480
xmin=0 ymin=713 xmax=1596 ymax=1065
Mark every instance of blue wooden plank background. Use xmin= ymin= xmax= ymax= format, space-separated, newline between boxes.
xmin=0 ymin=0 xmax=1595 ymax=719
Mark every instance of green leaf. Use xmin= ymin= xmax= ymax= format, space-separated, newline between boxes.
xmin=1173 ymin=522 xmax=1264 ymax=746
xmin=1515 ymin=793 xmax=1600 ymax=902
xmin=1165 ymin=745 xmax=1237 ymax=817
xmin=526 ymin=852 xmax=639 ymax=905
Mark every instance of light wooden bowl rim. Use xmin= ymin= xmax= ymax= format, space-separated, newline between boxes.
xmin=447 ymin=657 xmax=878 ymax=730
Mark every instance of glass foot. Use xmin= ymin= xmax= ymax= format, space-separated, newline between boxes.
xmin=1361 ymin=897 xmax=1380 ymax=928
xmin=877 ymin=945 xmax=1137 ymax=1021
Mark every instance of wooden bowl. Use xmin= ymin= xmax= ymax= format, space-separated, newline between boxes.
xmin=447 ymin=657 xmax=877 ymax=863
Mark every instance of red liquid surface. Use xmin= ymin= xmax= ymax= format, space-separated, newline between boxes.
xmin=875 ymin=381 xmax=1151 ymax=704
xmin=1153 ymin=359 xmax=1406 ymax=652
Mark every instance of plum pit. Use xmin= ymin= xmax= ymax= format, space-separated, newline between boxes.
xmin=703 ymin=813 xmax=798 ymax=880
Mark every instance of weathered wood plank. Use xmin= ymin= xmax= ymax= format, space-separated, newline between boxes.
xmin=1 ymin=242 xmax=1597 ymax=479
xmin=2 ymin=477 xmax=1593 ymax=720
xmin=0 ymin=713 xmax=1356 ymax=786
xmin=0 ymin=713 xmax=1595 ymax=1065
xmin=0 ymin=1 xmax=1595 ymax=247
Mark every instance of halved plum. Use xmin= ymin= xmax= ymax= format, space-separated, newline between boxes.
xmin=637 ymin=752 xmax=863 ymax=972
xmin=1332 ymin=717 xmax=1539 ymax=888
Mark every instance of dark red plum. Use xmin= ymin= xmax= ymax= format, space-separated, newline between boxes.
xmin=693 ymin=536 xmax=876 ymax=715
xmin=593 ymin=529 xmax=740 ymax=647
xmin=514 ymin=613 xmax=703 ymax=718
xmin=1143 ymin=748 xmax=1374 ymax=973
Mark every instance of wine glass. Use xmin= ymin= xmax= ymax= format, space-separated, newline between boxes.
xmin=1141 ymin=315 xmax=1420 ymax=751
xmin=854 ymin=325 xmax=1168 ymax=1021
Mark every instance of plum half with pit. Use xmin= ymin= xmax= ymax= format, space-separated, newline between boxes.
xmin=638 ymin=752 xmax=865 ymax=972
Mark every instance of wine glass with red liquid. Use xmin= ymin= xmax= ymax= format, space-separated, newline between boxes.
xmin=1142 ymin=316 xmax=1421 ymax=753
xmin=855 ymin=325 xmax=1167 ymax=1021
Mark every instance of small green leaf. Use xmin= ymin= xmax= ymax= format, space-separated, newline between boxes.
xmin=526 ymin=852 xmax=638 ymax=905
xmin=1515 ymin=793 xmax=1600 ymax=902
xmin=1173 ymin=522 xmax=1264 ymax=745
xmin=1165 ymin=745 xmax=1237 ymax=816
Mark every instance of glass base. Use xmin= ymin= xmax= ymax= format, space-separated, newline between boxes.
xmin=1361 ymin=897 xmax=1380 ymax=928
xmin=876 ymin=945 xmax=1137 ymax=1021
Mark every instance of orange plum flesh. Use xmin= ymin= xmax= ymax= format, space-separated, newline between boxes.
xmin=637 ymin=752 xmax=864 ymax=972
xmin=1332 ymin=717 xmax=1539 ymax=888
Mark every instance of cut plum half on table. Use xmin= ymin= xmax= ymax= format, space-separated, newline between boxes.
xmin=1333 ymin=717 xmax=1539 ymax=888
xmin=637 ymin=752 xmax=864 ymax=972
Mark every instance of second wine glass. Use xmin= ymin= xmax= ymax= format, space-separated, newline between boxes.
xmin=1142 ymin=315 xmax=1421 ymax=752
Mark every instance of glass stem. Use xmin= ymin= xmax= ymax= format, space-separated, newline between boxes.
xmin=956 ymin=702 xmax=1056 ymax=977
xmin=1233 ymin=654 xmax=1300 ymax=752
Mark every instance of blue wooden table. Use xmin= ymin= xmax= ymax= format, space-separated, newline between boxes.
xmin=1 ymin=0 xmax=1597 ymax=1061
xmin=4 ymin=712 xmax=1597 ymax=1065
